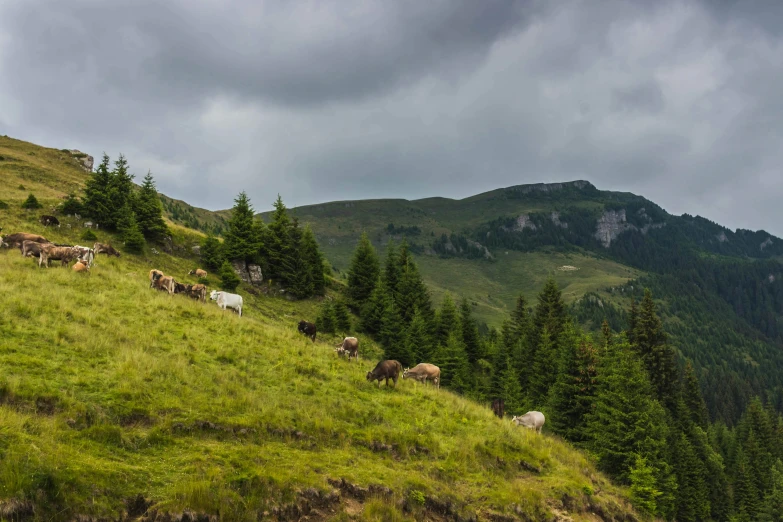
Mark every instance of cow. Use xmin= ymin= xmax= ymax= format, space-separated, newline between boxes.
xmin=152 ymin=273 xmax=176 ymax=295
xmin=187 ymin=284 xmax=207 ymax=303
xmin=39 ymin=215 xmax=60 ymax=228
xmin=335 ymin=337 xmax=359 ymax=361
xmin=173 ymin=282 xmax=190 ymax=295
xmin=188 ymin=269 xmax=208 ymax=278
xmin=149 ymin=269 xmax=164 ymax=288
xmin=491 ymin=398 xmax=505 ymax=419
xmin=511 ymin=411 xmax=546 ymax=433
xmin=21 ymin=240 xmax=50 ymax=258
xmin=72 ymin=259 xmax=90 ymax=273
xmin=366 ymin=360 xmax=403 ymax=389
xmin=94 ymin=243 xmax=121 ymax=257
xmin=72 ymin=245 xmax=95 ymax=267
xmin=2 ymin=233 xmax=48 ymax=249
xmin=402 ymin=363 xmax=441 ymax=389
xmin=39 ymin=244 xmax=79 ymax=268
xmin=297 ymin=320 xmax=317 ymax=343
xmin=210 ymin=290 xmax=243 ymax=317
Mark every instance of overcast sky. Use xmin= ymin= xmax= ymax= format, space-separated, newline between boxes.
xmin=1 ymin=0 xmax=781 ymax=235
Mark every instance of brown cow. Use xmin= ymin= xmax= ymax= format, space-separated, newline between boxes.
xmin=2 ymin=233 xmax=48 ymax=249
xmin=335 ymin=337 xmax=359 ymax=361
xmin=39 ymin=215 xmax=60 ymax=228
xmin=39 ymin=244 xmax=79 ymax=268
xmin=298 ymin=320 xmax=317 ymax=343
xmin=173 ymin=282 xmax=190 ymax=295
xmin=152 ymin=273 xmax=175 ymax=294
xmin=21 ymin=240 xmax=51 ymax=258
xmin=402 ymin=363 xmax=441 ymax=389
xmin=366 ymin=360 xmax=403 ymax=389
xmin=72 ymin=260 xmax=90 ymax=274
xmin=94 ymin=243 xmax=121 ymax=257
xmin=188 ymin=269 xmax=208 ymax=278
xmin=149 ymin=269 xmax=164 ymax=288
xmin=187 ymin=284 xmax=207 ymax=303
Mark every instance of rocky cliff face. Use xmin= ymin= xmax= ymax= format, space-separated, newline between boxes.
xmin=511 ymin=214 xmax=537 ymax=232
xmin=68 ymin=150 xmax=94 ymax=171
xmin=594 ymin=209 xmax=636 ymax=248
xmin=232 ymin=260 xmax=263 ymax=285
xmin=503 ymin=180 xmax=594 ymax=196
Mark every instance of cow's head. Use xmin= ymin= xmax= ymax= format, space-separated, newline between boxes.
xmin=402 ymin=368 xmax=410 ymax=379
xmin=210 ymin=290 xmax=219 ymax=301
xmin=188 ymin=270 xmax=195 ymax=275
xmin=366 ymin=371 xmax=374 ymax=381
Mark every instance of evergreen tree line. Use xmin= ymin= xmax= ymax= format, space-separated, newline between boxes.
xmin=78 ymin=153 xmax=168 ymax=253
xmin=199 ymin=192 xmax=327 ymax=299
xmin=336 ymin=234 xmax=783 ymax=520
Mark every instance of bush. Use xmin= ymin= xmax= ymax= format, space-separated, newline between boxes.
xmin=81 ymin=229 xmax=97 ymax=241
xmin=197 ymin=277 xmax=210 ymax=286
xmin=219 ymin=261 xmax=241 ymax=292
xmin=0 ymin=200 xmax=8 ymax=210
xmin=21 ymin=193 xmax=42 ymax=209
xmin=17 ymin=184 xmax=25 ymax=190
xmin=60 ymin=195 xmax=84 ymax=215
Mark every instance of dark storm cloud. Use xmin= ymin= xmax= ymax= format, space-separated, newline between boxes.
xmin=0 ymin=0 xmax=781 ymax=236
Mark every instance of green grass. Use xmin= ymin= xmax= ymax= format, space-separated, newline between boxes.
xmin=0 ymin=136 xmax=644 ymax=520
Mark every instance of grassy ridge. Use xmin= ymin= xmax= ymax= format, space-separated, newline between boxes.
xmin=0 ymin=239 xmax=638 ymax=520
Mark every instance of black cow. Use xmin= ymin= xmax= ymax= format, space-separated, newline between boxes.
xmin=491 ymin=398 xmax=505 ymax=419
xmin=173 ymin=282 xmax=191 ymax=295
xmin=40 ymin=215 xmax=60 ymax=227
xmin=366 ymin=360 xmax=403 ymax=389
xmin=298 ymin=320 xmax=317 ymax=343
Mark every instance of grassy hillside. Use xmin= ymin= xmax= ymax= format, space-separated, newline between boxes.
xmin=0 ymin=136 xmax=644 ymax=520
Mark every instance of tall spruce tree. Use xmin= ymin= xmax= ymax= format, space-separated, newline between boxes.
xmin=266 ymin=195 xmax=293 ymax=283
xmin=759 ymin=459 xmax=783 ymax=522
xmin=116 ymin=202 xmax=145 ymax=253
xmin=499 ymin=356 xmax=524 ymax=416
xmin=435 ymin=294 xmax=459 ymax=347
xmin=346 ymin=232 xmax=380 ymax=307
xmin=681 ymin=360 xmax=709 ymax=429
xmin=200 ymin=235 xmax=224 ymax=271
xmin=284 ymin=218 xmax=314 ymax=298
xmin=316 ymin=301 xmax=336 ymax=334
xmin=396 ymin=254 xmax=434 ymax=326
xmin=301 ymin=225 xmax=326 ymax=296
xmin=133 ymin=171 xmax=168 ymax=240
xmin=218 ymin=260 xmax=241 ymax=291
xmin=734 ymin=445 xmax=760 ymax=521
xmin=529 ymin=325 xmax=558 ymax=407
xmin=547 ymin=332 xmax=598 ymax=443
xmin=383 ymin=239 xmax=401 ymax=296
xmin=223 ymin=192 xmax=260 ymax=263
xmin=459 ymin=297 xmax=482 ymax=363
xmin=632 ymin=289 xmax=679 ymax=409
xmin=434 ymin=332 xmax=471 ymax=392
xmin=629 ymin=455 xmax=662 ymax=517
xmin=333 ymin=301 xmax=352 ymax=334
xmin=83 ymin=153 xmax=114 ymax=225
xmin=380 ymin=296 xmax=408 ymax=364
xmin=404 ymin=307 xmax=433 ymax=364
xmin=360 ymin=279 xmax=386 ymax=335
xmin=108 ymin=154 xmax=135 ymax=230
xmin=672 ymin=431 xmax=710 ymax=521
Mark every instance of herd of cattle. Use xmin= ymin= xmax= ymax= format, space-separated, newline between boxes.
xmin=1 ymin=229 xmax=545 ymax=432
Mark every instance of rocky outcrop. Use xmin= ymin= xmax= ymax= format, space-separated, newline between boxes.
xmin=761 ymin=238 xmax=773 ymax=250
xmin=512 ymin=214 xmax=537 ymax=232
xmin=550 ymin=211 xmax=568 ymax=229
xmin=504 ymin=180 xmax=594 ymax=195
xmin=68 ymin=149 xmax=94 ymax=171
xmin=247 ymin=264 xmax=263 ymax=285
xmin=466 ymin=239 xmax=494 ymax=260
xmin=716 ymin=231 xmax=728 ymax=243
xmin=594 ymin=209 xmax=635 ymax=248
xmin=231 ymin=260 xmax=263 ymax=285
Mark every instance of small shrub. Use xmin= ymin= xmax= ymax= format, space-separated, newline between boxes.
xmin=197 ymin=277 xmax=210 ymax=285
xmin=409 ymin=489 xmax=426 ymax=506
xmin=0 ymin=200 xmax=8 ymax=209
xmin=219 ymin=261 xmax=241 ymax=292
xmin=27 ymin=151 xmax=35 ymax=156
xmin=81 ymin=229 xmax=97 ymax=241
xmin=21 ymin=193 xmax=42 ymax=209
xmin=59 ymin=194 xmax=84 ymax=215
xmin=0 ymin=155 xmax=5 ymax=161
xmin=18 ymin=184 xmax=25 ymax=190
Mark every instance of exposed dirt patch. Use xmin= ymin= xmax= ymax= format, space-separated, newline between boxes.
xmin=0 ymin=498 xmax=34 ymax=521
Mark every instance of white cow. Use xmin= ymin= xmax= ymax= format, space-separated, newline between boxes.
xmin=512 ymin=411 xmax=545 ymax=433
xmin=73 ymin=245 xmax=95 ymax=268
xmin=210 ymin=290 xmax=243 ymax=317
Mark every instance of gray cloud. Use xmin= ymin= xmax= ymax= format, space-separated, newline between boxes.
xmin=1 ymin=0 xmax=782 ymax=236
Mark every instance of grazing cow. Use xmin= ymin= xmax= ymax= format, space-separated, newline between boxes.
xmin=335 ymin=337 xmax=359 ymax=361
xmin=72 ymin=245 xmax=95 ymax=267
xmin=39 ymin=215 xmax=60 ymax=228
xmin=94 ymin=243 xmax=121 ymax=257
xmin=512 ymin=411 xmax=546 ymax=433
xmin=366 ymin=360 xmax=403 ymax=389
xmin=173 ymin=282 xmax=191 ymax=295
xmin=2 ymin=233 xmax=48 ymax=249
xmin=152 ymin=273 xmax=176 ymax=295
xmin=39 ymin=244 xmax=79 ymax=268
xmin=402 ymin=363 xmax=441 ymax=389
xmin=491 ymin=399 xmax=505 ymax=419
xmin=21 ymin=240 xmax=50 ymax=258
xmin=83 ymin=221 xmax=93 ymax=229
xmin=187 ymin=284 xmax=207 ymax=303
xmin=149 ymin=269 xmax=164 ymax=288
xmin=72 ymin=259 xmax=90 ymax=273
xmin=297 ymin=320 xmax=317 ymax=343
xmin=210 ymin=290 xmax=243 ymax=316
xmin=188 ymin=269 xmax=208 ymax=278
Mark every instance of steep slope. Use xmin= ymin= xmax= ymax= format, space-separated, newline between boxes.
xmin=0 ymin=221 xmax=640 ymax=520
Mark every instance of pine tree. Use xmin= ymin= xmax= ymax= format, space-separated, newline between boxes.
xmin=380 ymin=297 xmax=408 ymax=364
xmin=21 ymin=193 xmax=42 ymax=209
xmin=116 ymin=202 xmax=145 ymax=253
xmin=334 ymin=301 xmax=352 ymax=333
xmin=434 ymin=332 xmax=471 ymax=392
xmin=200 ymin=235 xmax=225 ymax=271
xmin=218 ymin=261 xmax=241 ymax=291
xmin=346 ymin=232 xmax=380 ymax=307
xmin=672 ymin=431 xmax=710 ymax=521
xmin=301 ymin=225 xmax=326 ymax=295
xmin=759 ymin=459 xmax=783 ymax=522
xmin=108 ymin=154 xmax=136 ymax=230
xmin=529 ymin=325 xmax=558 ymax=407
xmin=633 ymin=289 xmax=678 ymax=408
xmin=547 ymin=333 xmax=598 ymax=443
xmin=316 ymin=301 xmax=337 ymax=334
xmin=133 ymin=171 xmax=168 ymax=240
xmin=404 ymin=307 xmax=432 ymax=364
xmin=629 ymin=455 xmax=662 ymax=517
xmin=359 ymin=279 xmax=386 ymax=335
xmin=499 ymin=356 xmax=524 ymax=416
xmin=527 ymin=278 xmax=567 ymax=398
xmin=383 ymin=239 xmax=401 ymax=295
xmin=223 ymin=191 xmax=259 ymax=263
xmin=285 ymin=219 xmax=314 ymax=298
xmin=681 ymin=360 xmax=709 ymax=429
xmin=459 ymin=297 xmax=482 ymax=363
xmin=505 ymin=294 xmax=531 ymax=349
xmin=435 ymin=294 xmax=459 ymax=347
xmin=396 ymin=255 xmax=434 ymax=326
xmin=734 ymin=445 xmax=760 ymax=521
xmin=83 ymin=153 xmax=113 ymax=225
xmin=266 ymin=195 xmax=293 ymax=282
